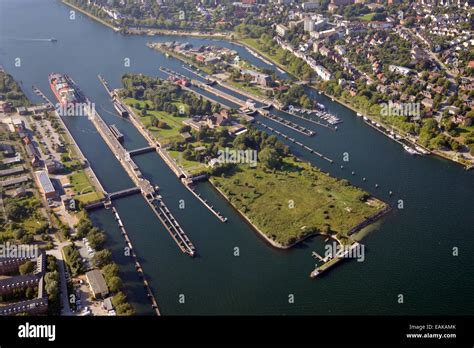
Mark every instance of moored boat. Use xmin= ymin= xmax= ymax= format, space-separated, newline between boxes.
xmin=403 ymin=145 xmax=419 ymax=155
xmin=49 ymin=73 xmax=83 ymax=106
xmin=415 ymin=145 xmax=430 ymax=155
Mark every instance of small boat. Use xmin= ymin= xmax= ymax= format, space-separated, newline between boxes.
xmin=403 ymin=145 xmax=418 ymax=155
xmin=376 ymin=123 xmax=381 ymax=127
xmin=415 ymin=146 xmax=430 ymax=155
xmin=310 ymin=269 xmax=320 ymax=278
xmin=356 ymin=112 xmax=362 ymax=117
xmin=317 ymin=103 xmax=325 ymax=110
xmin=363 ymin=116 xmax=368 ymax=121
xmin=50 ymin=37 xmax=57 ymax=42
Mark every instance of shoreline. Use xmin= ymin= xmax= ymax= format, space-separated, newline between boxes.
xmin=61 ymin=0 xmax=119 ymax=31
xmin=209 ymin=177 xmax=388 ymax=250
xmin=132 ymin=28 xmax=232 ymax=40
xmin=52 ymin=110 xmax=106 ymax=197
xmin=315 ymin=87 xmax=472 ymax=169
xmin=233 ymin=39 xmax=299 ymax=80
xmin=61 ymin=0 xmax=232 ymax=40
xmin=209 ymin=178 xmax=296 ymax=249
xmin=235 ymin=39 xmax=473 ymax=169
xmin=151 ymin=43 xmax=280 ymax=107
xmin=31 ymin=82 xmax=106 ymax=200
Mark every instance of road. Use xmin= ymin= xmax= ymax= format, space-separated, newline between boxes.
xmin=403 ymin=27 xmax=458 ymax=78
xmin=46 ymin=240 xmax=73 ymax=316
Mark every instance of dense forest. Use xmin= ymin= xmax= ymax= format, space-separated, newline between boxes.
xmin=0 ymin=71 xmax=30 ymax=107
xmin=120 ymin=73 xmax=220 ymax=117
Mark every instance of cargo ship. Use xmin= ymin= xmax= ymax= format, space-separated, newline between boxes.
xmin=49 ymin=73 xmax=83 ymax=106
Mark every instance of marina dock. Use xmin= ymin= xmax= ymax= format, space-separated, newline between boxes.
xmin=256 ymin=109 xmax=315 ymax=136
xmin=363 ymin=118 xmax=430 ymax=156
xmin=286 ymin=110 xmax=337 ymax=130
xmin=310 ymin=242 xmax=362 ymax=278
xmin=160 ymin=67 xmax=315 ymax=137
xmin=256 ymin=121 xmax=333 ymax=163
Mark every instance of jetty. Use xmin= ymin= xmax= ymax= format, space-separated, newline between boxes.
xmin=286 ymin=109 xmax=336 ymax=130
xmin=363 ymin=119 xmax=430 ymax=156
xmin=111 ymin=206 xmax=161 ymax=315
xmin=310 ymin=242 xmax=362 ymax=278
xmin=32 ymin=85 xmax=54 ymax=108
xmin=98 ymin=74 xmax=114 ymax=98
xmin=256 ymin=121 xmax=333 ymax=163
xmin=146 ymin=196 xmax=195 ymax=256
xmin=256 ymin=109 xmax=315 ymax=136
xmin=183 ymin=181 xmax=228 ymax=223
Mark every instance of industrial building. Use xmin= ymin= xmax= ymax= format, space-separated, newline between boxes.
xmin=34 ymin=170 xmax=56 ymax=199
xmin=86 ymin=269 xmax=109 ymax=299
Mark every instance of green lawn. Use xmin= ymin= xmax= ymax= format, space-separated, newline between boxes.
xmin=124 ymin=97 xmax=188 ymax=146
xmin=211 ymin=157 xmax=387 ymax=247
xmin=239 ymin=38 xmax=296 ymax=77
xmin=226 ymin=79 xmax=270 ymax=99
xmin=456 ymin=124 xmax=474 ymax=143
xmin=1 ymin=194 xmax=47 ymax=236
xmin=22 ymin=215 xmax=47 ymax=234
xmin=358 ymin=13 xmax=376 ymax=21
xmin=68 ymin=170 xmax=102 ymax=203
xmin=124 ymin=97 xmax=209 ymax=175
xmin=168 ymin=150 xmax=207 ymax=175
xmin=241 ymin=38 xmax=284 ymax=62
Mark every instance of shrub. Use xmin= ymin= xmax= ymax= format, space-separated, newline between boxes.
xmin=19 ymin=261 xmax=35 ymax=275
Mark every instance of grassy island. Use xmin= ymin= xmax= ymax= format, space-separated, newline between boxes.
xmin=211 ymin=157 xmax=387 ymax=248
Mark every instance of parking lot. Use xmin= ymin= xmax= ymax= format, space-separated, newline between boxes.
xmin=27 ymin=115 xmax=63 ymax=162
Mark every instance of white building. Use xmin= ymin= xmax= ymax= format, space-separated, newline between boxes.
xmin=304 ymin=18 xmax=315 ymax=32
xmin=302 ymin=1 xmax=322 ymax=10
xmin=334 ymin=45 xmax=346 ymax=55
xmin=276 ymin=24 xmax=289 ymax=37
xmin=389 ymin=65 xmax=412 ymax=76
xmin=314 ymin=65 xmax=332 ymax=80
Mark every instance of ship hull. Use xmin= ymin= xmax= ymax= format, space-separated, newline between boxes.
xmin=48 ymin=73 xmax=84 ymax=107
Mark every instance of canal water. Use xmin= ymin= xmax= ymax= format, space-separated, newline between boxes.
xmin=1 ymin=0 xmax=473 ymax=315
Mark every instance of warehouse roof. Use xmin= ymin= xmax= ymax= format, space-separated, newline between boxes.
xmin=85 ymin=269 xmax=108 ymax=298
xmin=35 ymin=170 xmax=55 ymax=194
